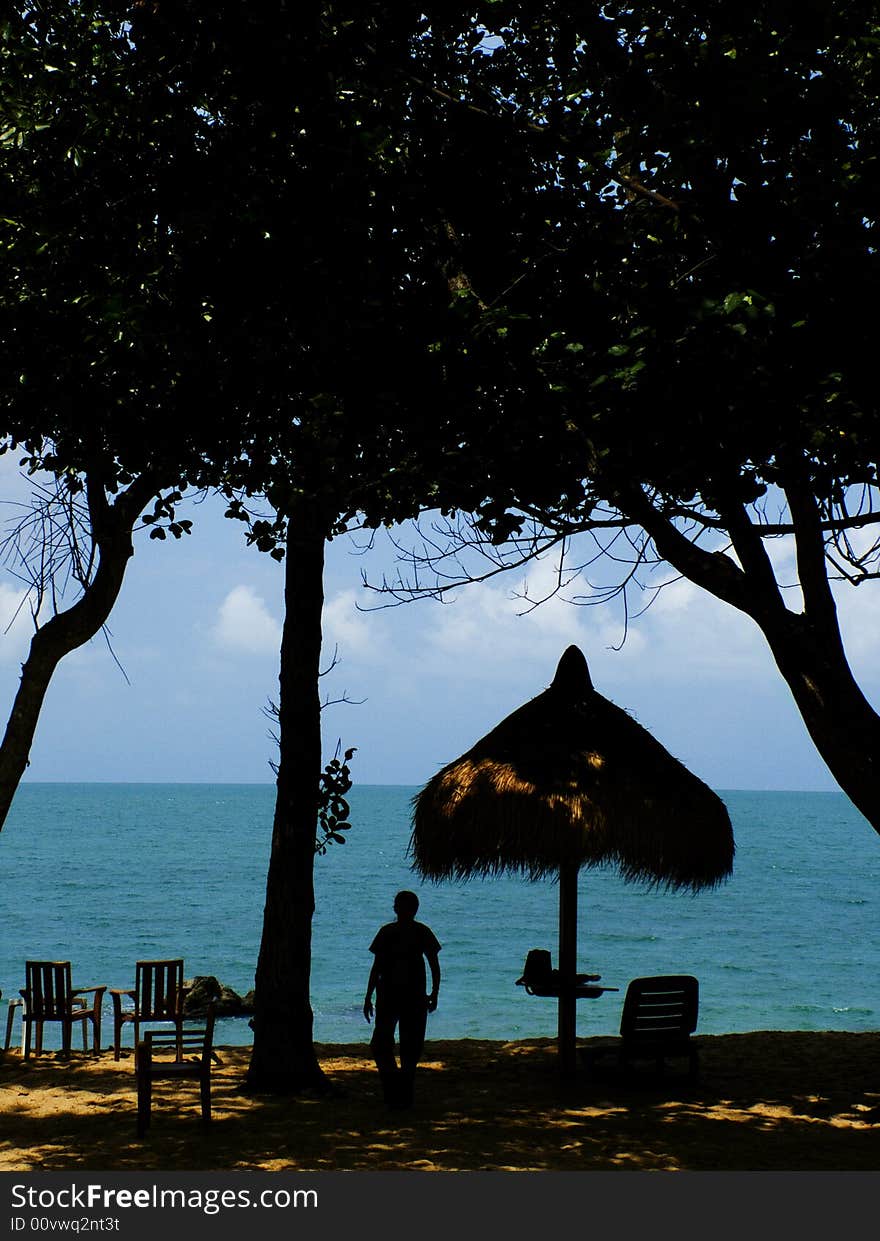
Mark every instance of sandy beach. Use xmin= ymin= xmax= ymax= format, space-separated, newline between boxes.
xmin=1 ymin=1031 xmax=878 ymax=1172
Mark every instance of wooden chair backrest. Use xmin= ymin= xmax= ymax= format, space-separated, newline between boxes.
xmin=620 ymin=975 xmax=699 ymax=1043
xmin=24 ymin=961 xmax=73 ymax=1019
xmin=135 ymin=960 xmax=184 ymax=1020
xmin=142 ymin=1007 xmax=215 ymax=1066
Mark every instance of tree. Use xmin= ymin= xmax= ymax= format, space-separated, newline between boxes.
xmin=145 ymin=3 xmax=500 ymax=1092
xmin=367 ymin=2 xmax=880 ymax=833
xmin=0 ymin=469 xmax=165 ymax=825
xmin=1 ymin=1 xmax=498 ymax=1093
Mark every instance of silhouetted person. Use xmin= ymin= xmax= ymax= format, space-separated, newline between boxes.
xmin=364 ymin=889 xmax=441 ymax=1108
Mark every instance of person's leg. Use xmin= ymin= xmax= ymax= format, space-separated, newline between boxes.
xmin=370 ymin=997 xmax=402 ymax=1105
xmin=397 ymin=996 xmax=428 ymax=1106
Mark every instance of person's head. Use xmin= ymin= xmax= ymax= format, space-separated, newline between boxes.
xmin=393 ymin=890 xmax=419 ymax=921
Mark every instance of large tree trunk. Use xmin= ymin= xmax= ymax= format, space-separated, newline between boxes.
xmin=0 ymin=474 xmax=157 ymax=831
xmin=246 ymin=498 xmax=329 ymax=1093
xmin=622 ymin=480 xmax=880 ymax=832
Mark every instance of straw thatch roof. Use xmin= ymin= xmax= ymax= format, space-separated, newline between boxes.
xmin=411 ymin=646 xmax=734 ymax=892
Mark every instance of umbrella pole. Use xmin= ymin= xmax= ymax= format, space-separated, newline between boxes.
xmin=558 ymin=861 xmax=578 ymax=1077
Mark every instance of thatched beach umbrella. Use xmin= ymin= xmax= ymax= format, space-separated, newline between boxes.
xmin=411 ymin=645 xmax=734 ymax=1075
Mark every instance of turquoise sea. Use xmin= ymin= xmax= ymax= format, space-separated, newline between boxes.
xmin=1 ymin=784 xmax=878 ymax=1052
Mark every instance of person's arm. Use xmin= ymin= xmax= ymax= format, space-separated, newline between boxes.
xmin=426 ymin=950 xmax=441 ymax=1013
xmin=364 ymin=960 xmax=380 ymax=1023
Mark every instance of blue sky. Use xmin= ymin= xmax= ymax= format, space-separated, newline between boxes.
xmin=1 ymin=454 xmax=877 ymax=792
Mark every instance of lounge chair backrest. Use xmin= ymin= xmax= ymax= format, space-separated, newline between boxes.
xmin=620 ymin=975 xmax=699 ymax=1043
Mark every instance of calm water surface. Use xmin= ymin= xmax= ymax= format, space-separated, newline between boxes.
xmin=1 ymin=784 xmax=877 ymax=1050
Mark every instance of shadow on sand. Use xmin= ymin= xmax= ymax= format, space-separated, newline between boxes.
xmin=2 ymin=1031 xmax=878 ymax=1171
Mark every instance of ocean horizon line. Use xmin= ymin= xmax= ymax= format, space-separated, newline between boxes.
xmin=17 ymin=778 xmax=847 ymax=796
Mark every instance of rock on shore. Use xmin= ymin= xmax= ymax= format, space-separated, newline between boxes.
xmin=182 ymin=976 xmax=254 ymax=1017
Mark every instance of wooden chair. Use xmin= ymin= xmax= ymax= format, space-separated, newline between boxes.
xmin=135 ymin=1006 xmax=216 ymax=1137
xmin=585 ymin=974 xmax=700 ymax=1079
xmin=111 ymin=959 xmax=186 ymax=1060
xmin=20 ymin=961 xmax=106 ymax=1058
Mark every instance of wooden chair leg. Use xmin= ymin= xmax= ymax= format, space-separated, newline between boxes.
xmin=4 ymin=1002 xmax=16 ymax=1051
xmin=200 ymin=1073 xmax=211 ymax=1125
xmin=23 ymin=1017 xmax=32 ymax=1060
xmin=135 ymin=1045 xmax=151 ymax=1137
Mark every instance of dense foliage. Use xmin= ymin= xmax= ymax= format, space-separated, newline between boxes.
xmin=405 ymin=3 xmax=879 ymax=530
xmin=1 ymin=3 xmax=492 ymax=531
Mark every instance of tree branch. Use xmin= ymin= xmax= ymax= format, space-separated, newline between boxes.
xmin=783 ymin=473 xmax=840 ymax=631
xmin=716 ymin=494 xmax=788 ymax=624
xmin=614 ymin=484 xmax=760 ymax=618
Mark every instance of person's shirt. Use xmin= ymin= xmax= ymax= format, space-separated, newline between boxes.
xmin=369 ymin=919 xmax=442 ymax=995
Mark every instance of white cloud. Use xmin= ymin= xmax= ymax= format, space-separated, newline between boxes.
xmin=0 ymin=580 xmax=33 ymax=664
xmin=414 ymin=543 xmax=777 ymax=693
xmin=322 ymin=588 xmax=375 ymax=658
xmin=424 ymin=553 xmax=601 ymax=670
xmin=623 ymin=578 xmax=769 ymax=684
xmin=212 ymin=585 xmax=281 ymax=654
xmin=834 ymin=578 xmax=880 ymax=671
xmin=329 ymin=524 xmax=880 ymax=719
